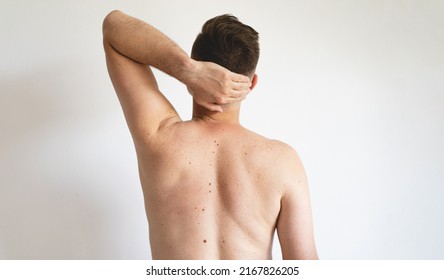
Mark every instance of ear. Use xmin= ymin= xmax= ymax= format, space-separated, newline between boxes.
xmin=250 ymin=74 xmax=258 ymax=91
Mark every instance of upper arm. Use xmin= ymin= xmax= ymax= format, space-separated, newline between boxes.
xmin=104 ymin=41 xmax=180 ymax=142
xmin=276 ymin=148 xmax=318 ymax=260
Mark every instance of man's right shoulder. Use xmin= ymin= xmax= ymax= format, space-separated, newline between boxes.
xmin=246 ymin=129 xmax=297 ymax=156
xmin=267 ymin=139 xmax=300 ymax=165
xmin=259 ymin=135 xmax=304 ymax=176
xmin=241 ymin=129 xmax=300 ymax=165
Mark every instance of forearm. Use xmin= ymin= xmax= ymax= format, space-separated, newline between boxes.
xmin=103 ymin=10 xmax=251 ymax=112
xmin=102 ymin=10 xmax=193 ymax=82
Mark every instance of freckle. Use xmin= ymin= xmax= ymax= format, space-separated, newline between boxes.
xmin=222 ymin=240 xmax=225 ymax=244
xmin=244 ymin=152 xmax=247 ymax=155
xmin=203 ymin=239 xmax=207 ymax=243
xmin=209 ymin=183 xmax=212 ymax=186
xmin=161 ymin=223 xmax=164 ymax=226
xmin=209 ymin=190 xmax=212 ymax=193
xmin=212 ymin=151 xmax=215 ymax=154
xmin=194 ymin=207 xmax=197 ymax=210
xmin=217 ymin=143 xmax=219 ymax=146
xmin=214 ymin=140 xmax=216 ymax=143
xmin=189 ymin=162 xmax=191 ymax=165
xmin=202 ymin=208 xmax=205 ymax=211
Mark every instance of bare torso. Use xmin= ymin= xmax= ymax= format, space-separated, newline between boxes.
xmin=135 ymin=119 xmax=287 ymax=259
xmin=103 ymin=10 xmax=317 ymax=260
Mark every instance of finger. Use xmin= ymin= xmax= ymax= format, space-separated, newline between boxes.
xmin=231 ymin=81 xmax=252 ymax=91
xmin=229 ymin=87 xmax=251 ymax=98
xmin=203 ymin=102 xmax=223 ymax=113
xmin=225 ymin=83 xmax=250 ymax=98
xmin=231 ymin=73 xmax=250 ymax=83
xmin=225 ymin=94 xmax=248 ymax=104
xmin=225 ymin=95 xmax=248 ymax=103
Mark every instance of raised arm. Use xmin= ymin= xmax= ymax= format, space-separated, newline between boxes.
xmin=102 ymin=10 xmax=251 ymax=139
xmin=276 ymin=148 xmax=318 ymax=260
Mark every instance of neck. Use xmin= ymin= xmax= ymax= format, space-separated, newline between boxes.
xmin=192 ymin=101 xmax=241 ymax=125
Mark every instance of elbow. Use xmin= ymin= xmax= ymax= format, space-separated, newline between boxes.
xmin=102 ymin=10 xmax=122 ymax=39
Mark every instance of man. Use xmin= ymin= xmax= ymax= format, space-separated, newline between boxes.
xmin=102 ymin=10 xmax=318 ymax=260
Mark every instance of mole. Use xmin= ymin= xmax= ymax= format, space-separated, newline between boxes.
xmin=203 ymin=239 xmax=207 ymax=243
xmin=209 ymin=182 xmax=212 ymax=186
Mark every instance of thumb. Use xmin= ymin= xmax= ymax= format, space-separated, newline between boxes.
xmin=204 ymin=102 xmax=223 ymax=113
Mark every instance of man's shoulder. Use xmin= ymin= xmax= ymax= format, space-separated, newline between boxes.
xmin=243 ymin=128 xmax=296 ymax=152
xmin=264 ymin=138 xmax=300 ymax=164
xmin=157 ymin=120 xmax=299 ymax=159
xmin=240 ymin=128 xmax=300 ymax=162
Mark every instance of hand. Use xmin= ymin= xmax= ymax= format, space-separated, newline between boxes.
xmin=184 ymin=60 xmax=251 ymax=112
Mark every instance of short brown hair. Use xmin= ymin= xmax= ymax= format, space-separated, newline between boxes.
xmin=191 ymin=14 xmax=259 ymax=76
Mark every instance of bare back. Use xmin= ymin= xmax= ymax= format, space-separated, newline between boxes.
xmin=136 ymin=120 xmax=288 ymax=259
xmin=103 ymin=10 xmax=317 ymax=259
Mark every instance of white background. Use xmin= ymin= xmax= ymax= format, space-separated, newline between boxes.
xmin=1 ymin=0 xmax=443 ymax=259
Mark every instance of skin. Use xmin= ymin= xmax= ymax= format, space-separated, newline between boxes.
xmin=103 ymin=10 xmax=318 ymax=260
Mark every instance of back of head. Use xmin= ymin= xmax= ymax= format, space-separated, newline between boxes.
xmin=191 ymin=14 xmax=260 ymax=77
